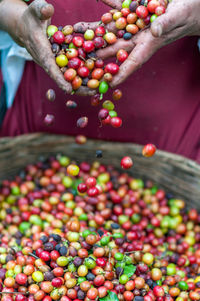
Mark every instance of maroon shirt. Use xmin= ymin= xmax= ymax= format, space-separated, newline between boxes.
xmin=1 ymin=0 xmax=200 ymax=161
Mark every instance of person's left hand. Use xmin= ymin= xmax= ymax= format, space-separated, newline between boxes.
xmin=75 ymin=0 xmax=200 ymax=88
xmin=10 ymin=0 xmax=95 ymax=96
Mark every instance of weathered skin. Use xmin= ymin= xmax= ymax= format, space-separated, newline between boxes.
xmin=0 ymin=0 xmax=95 ymax=96
xmin=1 ymin=0 xmax=200 ymax=91
xmin=75 ymin=0 xmax=200 ymax=87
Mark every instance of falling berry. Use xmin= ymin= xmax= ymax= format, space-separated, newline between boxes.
xmin=75 ymin=135 xmax=87 ymax=145
xmin=77 ymin=117 xmax=88 ymax=128
xmin=96 ymin=150 xmax=103 ymax=158
xmin=44 ymin=114 xmax=55 ymax=126
xmin=110 ymin=117 xmax=122 ymax=128
xmin=142 ymin=144 xmax=157 ymax=157
xmin=66 ymin=100 xmax=77 ymax=109
xmin=112 ymin=89 xmax=123 ymax=101
xmin=46 ymin=89 xmax=56 ymax=102
xmin=102 ymin=115 xmax=111 ymax=125
xmin=91 ymin=94 xmax=101 ymax=106
xmin=98 ymin=109 xmax=109 ymax=120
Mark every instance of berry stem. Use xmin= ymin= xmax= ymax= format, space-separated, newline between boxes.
xmin=28 ymin=252 xmax=39 ymax=259
xmin=79 ymin=55 xmax=86 ymax=62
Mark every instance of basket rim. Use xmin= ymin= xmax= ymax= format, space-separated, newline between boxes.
xmin=0 ymin=132 xmax=199 ymax=171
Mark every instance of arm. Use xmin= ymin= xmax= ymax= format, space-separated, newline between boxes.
xmin=0 ymin=0 xmax=27 ymax=36
xmin=0 ymin=0 xmax=72 ymax=93
xmin=0 ymin=0 xmax=94 ymax=95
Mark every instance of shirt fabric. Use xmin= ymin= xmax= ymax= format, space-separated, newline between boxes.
xmin=0 ymin=0 xmax=200 ymax=162
xmin=0 ymin=31 xmax=32 ymax=108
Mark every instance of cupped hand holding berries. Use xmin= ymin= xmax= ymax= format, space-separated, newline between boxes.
xmin=0 ymin=0 xmax=94 ymax=96
xmin=110 ymin=0 xmax=200 ymax=87
xmin=75 ymin=0 xmax=200 ymax=88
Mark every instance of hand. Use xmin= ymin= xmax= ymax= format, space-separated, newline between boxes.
xmin=1 ymin=0 xmax=94 ymax=96
xmin=75 ymin=0 xmax=200 ymax=88
xmin=111 ymin=0 xmax=200 ymax=87
xmin=73 ymin=0 xmax=143 ymax=88
xmin=23 ymin=0 xmax=97 ymax=95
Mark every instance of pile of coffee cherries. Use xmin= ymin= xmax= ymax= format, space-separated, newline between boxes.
xmin=0 ymin=155 xmax=200 ymax=301
xmin=101 ymin=0 xmax=167 ymax=40
xmin=47 ymin=0 xmax=168 ymax=128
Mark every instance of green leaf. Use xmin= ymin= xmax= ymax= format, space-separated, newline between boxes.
xmin=123 ymin=264 xmax=136 ymax=278
xmin=99 ymin=291 xmax=119 ymax=301
xmin=109 ymin=292 xmax=119 ymax=301
xmin=72 ymin=178 xmax=83 ymax=190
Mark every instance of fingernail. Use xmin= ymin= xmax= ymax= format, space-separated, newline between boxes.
xmin=78 ymin=26 xmax=85 ymax=33
xmin=156 ymin=24 xmax=163 ymax=37
xmin=110 ymin=82 xmax=116 ymax=89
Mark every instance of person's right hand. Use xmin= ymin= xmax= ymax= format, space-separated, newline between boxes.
xmin=75 ymin=0 xmax=200 ymax=89
xmin=3 ymin=0 xmax=95 ymax=96
xmin=99 ymin=0 xmax=200 ymax=88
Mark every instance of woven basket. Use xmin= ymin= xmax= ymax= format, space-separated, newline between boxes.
xmin=0 ymin=133 xmax=200 ymax=208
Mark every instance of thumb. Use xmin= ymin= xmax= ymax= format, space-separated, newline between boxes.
xmin=151 ymin=7 xmax=183 ymax=37
xmin=74 ymin=21 xmax=100 ymax=33
xmin=29 ymin=0 xmax=54 ymax=20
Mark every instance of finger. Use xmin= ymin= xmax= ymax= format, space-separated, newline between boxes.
xmin=74 ymin=21 xmax=100 ymax=33
xmin=111 ymin=33 xmax=159 ymax=87
xmin=97 ymin=38 xmax=135 ymax=59
xmin=29 ymin=0 xmax=54 ymax=20
xmin=44 ymin=57 xmax=73 ymax=93
xmin=27 ymin=37 xmax=72 ymax=93
xmin=159 ymin=24 xmax=188 ymax=45
xmin=28 ymin=48 xmax=72 ymax=93
xmin=100 ymin=0 xmax=122 ymax=9
xmin=151 ymin=2 xmax=185 ymax=37
xmin=75 ymin=87 xmax=96 ymax=96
